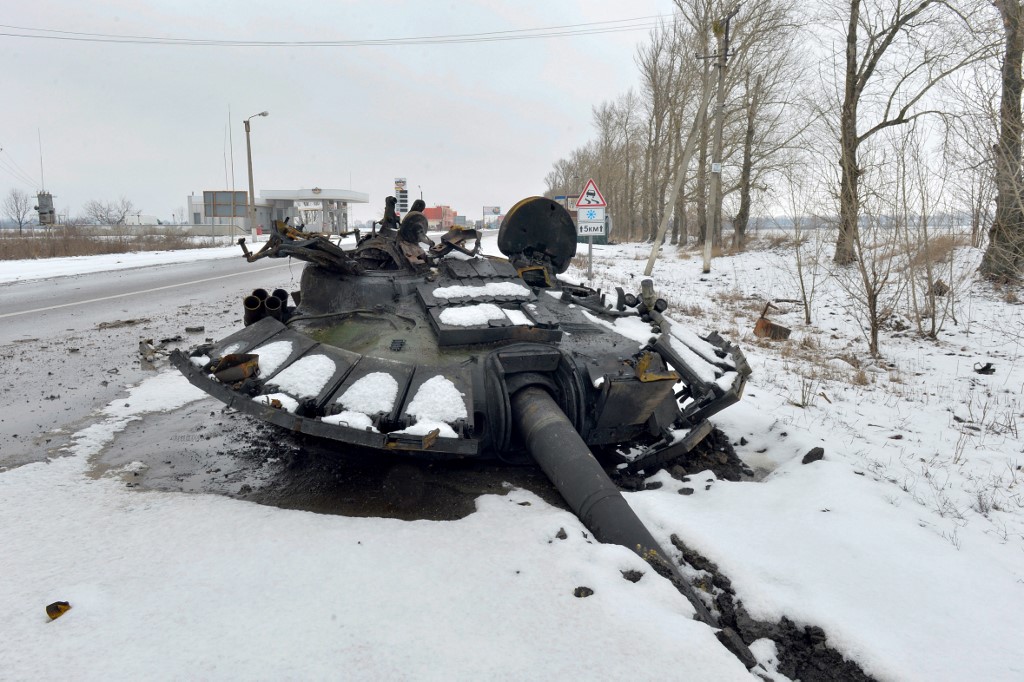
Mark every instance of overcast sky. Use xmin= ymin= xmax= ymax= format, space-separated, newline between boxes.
xmin=1 ymin=0 xmax=672 ymax=224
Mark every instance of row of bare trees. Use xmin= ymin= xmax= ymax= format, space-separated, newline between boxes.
xmin=545 ymin=0 xmax=1024 ymax=280
xmin=2 ymin=188 xmax=141 ymax=230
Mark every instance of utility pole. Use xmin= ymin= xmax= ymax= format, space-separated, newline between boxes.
xmin=703 ymin=5 xmax=740 ymax=274
xmin=244 ymin=111 xmax=269 ymax=238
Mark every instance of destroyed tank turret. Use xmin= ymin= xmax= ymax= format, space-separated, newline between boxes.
xmin=171 ymin=196 xmax=754 ymax=664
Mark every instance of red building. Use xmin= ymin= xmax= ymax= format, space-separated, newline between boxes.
xmin=422 ymin=205 xmax=457 ymax=230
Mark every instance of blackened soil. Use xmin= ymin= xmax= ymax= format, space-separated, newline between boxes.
xmin=670 ymin=535 xmax=876 ymax=682
xmin=613 ymin=427 xmax=754 ymax=490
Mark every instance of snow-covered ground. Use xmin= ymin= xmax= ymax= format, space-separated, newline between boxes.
xmin=0 ymin=244 xmax=243 ymax=285
xmin=1 ymin=234 xmax=1022 ymax=680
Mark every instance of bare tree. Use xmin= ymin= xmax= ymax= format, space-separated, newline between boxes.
xmin=827 ymin=0 xmax=991 ymax=264
xmin=981 ymin=0 xmax=1024 ymax=278
xmin=837 ymin=173 xmax=909 ymax=357
xmin=943 ymin=67 xmax=999 ymax=248
xmin=83 ymin=196 xmax=138 ymax=226
xmin=777 ymin=172 xmax=831 ymax=325
xmin=3 ymin=188 xmax=32 ymax=233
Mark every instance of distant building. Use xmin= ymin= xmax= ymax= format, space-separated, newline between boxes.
xmin=187 ymin=187 xmax=369 ymax=235
xmin=422 ymin=205 xmax=457 ymax=230
xmin=124 ymin=213 xmax=161 ymax=225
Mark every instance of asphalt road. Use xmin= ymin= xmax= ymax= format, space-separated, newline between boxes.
xmin=0 ymin=252 xmax=301 ymax=469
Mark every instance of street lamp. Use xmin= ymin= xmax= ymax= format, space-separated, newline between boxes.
xmin=244 ymin=111 xmax=269 ymax=237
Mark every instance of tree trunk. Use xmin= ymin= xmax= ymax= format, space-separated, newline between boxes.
xmin=982 ymin=0 xmax=1024 ymax=279
xmin=673 ymin=174 xmax=688 ymax=246
xmin=696 ymin=106 xmax=710 ymax=246
xmin=835 ymin=0 xmax=861 ymax=265
xmin=734 ymin=73 xmax=762 ymax=251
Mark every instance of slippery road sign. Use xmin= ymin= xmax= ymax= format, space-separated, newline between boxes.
xmin=576 ymin=179 xmax=606 ymax=208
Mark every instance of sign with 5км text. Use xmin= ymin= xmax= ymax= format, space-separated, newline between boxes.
xmin=576 ymin=179 xmax=607 ymax=236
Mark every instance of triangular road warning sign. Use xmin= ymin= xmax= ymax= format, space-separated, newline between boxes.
xmin=576 ymin=178 xmax=606 ymax=208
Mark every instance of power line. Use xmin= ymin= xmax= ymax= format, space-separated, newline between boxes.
xmin=0 ymin=14 xmax=676 ymax=48
xmin=0 ymin=150 xmax=39 ymax=189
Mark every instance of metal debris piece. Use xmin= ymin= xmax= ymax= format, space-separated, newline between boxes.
xmin=97 ymin=318 xmax=150 ymax=330
xmin=138 ymin=339 xmax=157 ymax=361
xmin=45 ymin=601 xmax=71 ymax=620
xmin=210 ymin=353 xmax=260 ymax=383
xmin=753 ymin=302 xmax=791 ymax=340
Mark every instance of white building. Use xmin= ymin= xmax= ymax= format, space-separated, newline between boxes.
xmin=187 ymin=187 xmax=369 ymax=235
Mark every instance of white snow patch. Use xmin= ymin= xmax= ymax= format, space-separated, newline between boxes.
xmin=67 ymin=371 xmax=208 ymax=458
xmin=322 ymin=411 xmax=377 ymax=431
xmin=826 ymin=357 xmax=856 ymax=370
xmin=0 ymin=244 xmax=242 ymax=284
xmin=404 ymin=376 xmax=467 ymax=424
xmin=432 ymin=282 xmax=530 ymax=299
xmin=219 ymin=342 xmax=244 ymax=357
xmin=439 ymin=303 xmax=506 ymax=327
xmin=666 ymin=321 xmax=733 ymax=368
xmin=267 ymin=354 xmax=336 ymax=399
xmin=250 ymin=340 xmax=293 ymax=377
xmin=581 ymin=310 xmax=654 ymax=347
xmin=391 ymin=420 xmax=458 ymax=439
xmin=715 ymin=371 xmax=739 ymax=392
xmin=661 ymin=334 xmax=719 ymax=384
xmin=336 ymin=372 xmax=399 ymax=415
xmin=502 ymin=308 xmax=534 ymax=326
xmin=252 ymin=392 xmax=300 ymax=413
xmin=189 ymin=354 xmax=210 ymax=368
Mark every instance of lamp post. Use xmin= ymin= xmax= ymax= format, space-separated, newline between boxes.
xmin=244 ymin=111 xmax=269 ymax=237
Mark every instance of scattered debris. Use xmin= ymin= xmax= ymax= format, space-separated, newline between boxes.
xmin=45 ymin=601 xmax=71 ymax=620
xmin=753 ymin=302 xmax=791 ymax=340
xmin=97 ymin=318 xmax=150 ymax=330
xmin=185 ymin=326 xmax=205 ymax=334
xmin=573 ymin=586 xmax=594 ymax=598
xmin=802 ymin=447 xmax=825 ymax=465
xmin=974 ymin=362 xmax=995 ymax=375
xmin=138 ymin=337 xmax=184 ymax=362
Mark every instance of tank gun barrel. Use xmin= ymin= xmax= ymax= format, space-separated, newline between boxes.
xmin=511 ymin=385 xmax=756 ymax=667
xmin=510 ymin=385 xmax=716 ymax=624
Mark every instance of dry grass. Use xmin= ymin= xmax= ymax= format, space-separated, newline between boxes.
xmin=799 ymin=334 xmax=821 ymax=351
xmin=674 ymin=302 xmax=706 ymax=317
xmin=907 ymin=232 xmax=966 ymax=269
xmin=0 ymin=227 xmax=217 ymax=260
xmin=760 ymin=233 xmax=793 ymax=249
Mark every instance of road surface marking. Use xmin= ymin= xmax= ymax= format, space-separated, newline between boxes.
xmin=0 ymin=263 xmax=291 ymax=320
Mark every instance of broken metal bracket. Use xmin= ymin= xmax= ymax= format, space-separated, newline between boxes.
xmin=623 ymin=419 xmax=713 ymax=475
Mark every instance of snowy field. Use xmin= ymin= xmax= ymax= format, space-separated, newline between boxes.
xmin=1 ymin=233 xmax=1022 ymax=680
